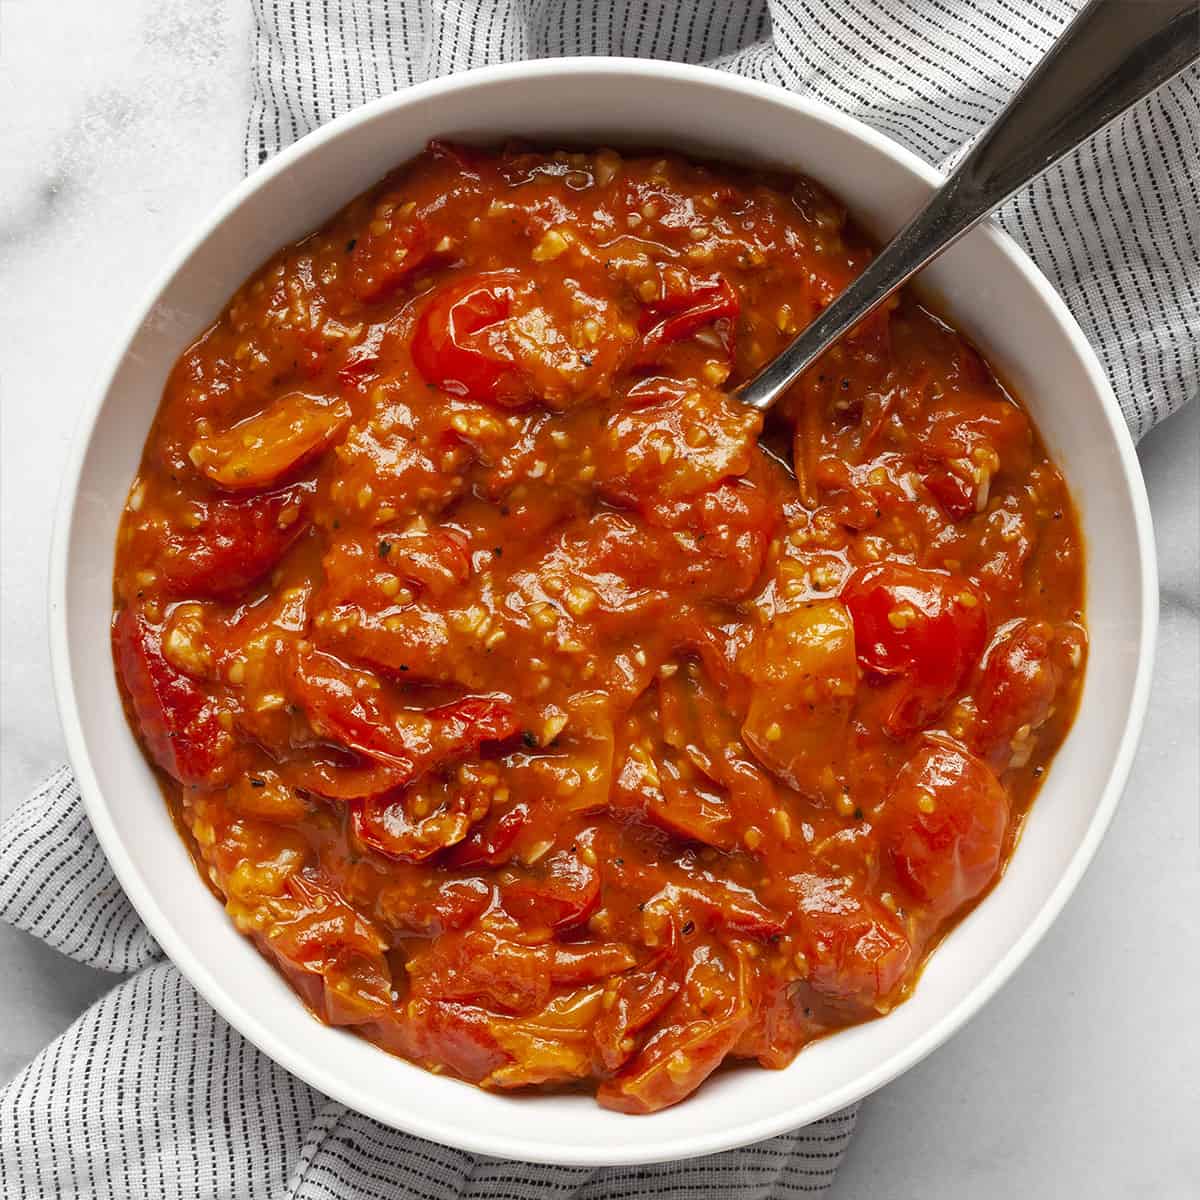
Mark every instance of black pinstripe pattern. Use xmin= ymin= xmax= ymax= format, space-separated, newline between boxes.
xmin=1 ymin=767 xmax=156 ymax=973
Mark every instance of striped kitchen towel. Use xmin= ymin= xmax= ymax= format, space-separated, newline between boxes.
xmin=2 ymin=3 xmax=1197 ymax=1198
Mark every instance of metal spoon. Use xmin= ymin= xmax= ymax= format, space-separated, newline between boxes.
xmin=735 ymin=0 xmax=1199 ymax=413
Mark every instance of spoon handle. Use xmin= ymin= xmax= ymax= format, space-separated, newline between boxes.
xmin=735 ymin=0 xmax=1200 ymax=413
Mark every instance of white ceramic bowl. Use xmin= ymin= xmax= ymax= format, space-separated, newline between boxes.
xmin=50 ymin=59 xmax=1157 ymax=1165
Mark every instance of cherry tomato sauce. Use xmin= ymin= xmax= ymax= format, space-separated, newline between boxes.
xmin=112 ymin=143 xmax=1087 ymax=1113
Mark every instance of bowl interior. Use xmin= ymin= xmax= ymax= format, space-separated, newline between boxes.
xmin=55 ymin=61 xmax=1152 ymax=1165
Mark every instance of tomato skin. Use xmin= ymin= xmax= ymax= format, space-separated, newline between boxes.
xmin=922 ymin=395 xmax=1032 ymax=473
xmin=112 ymin=606 xmax=227 ymax=786
xmin=789 ymin=873 xmax=913 ymax=1015
xmin=411 ymin=273 xmax=527 ymax=404
xmin=444 ymin=802 xmax=531 ymax=868
xmin=742 ymin=600 xmax=858 ymax=798
xmin=922 ymin=462 xmax=977 ymax=520
xmin=278 ymin=753 xmax=413 ymax=801
xmin=337 ymin=330 xmax=385 ymax=387
xmin=379 ymin=876 xmax=493 ymax=937
xmin=597 ymin=947 xmax=754 ymax=1113
xmin=502 ymin=829 xmax=601 ymax=932
xmin=597 ymin=1016 xmax=746 ymax=1113
xmin=291 ymin=647 xmax=410 ymax=769
xmin=410 ymin=929 xmax=550 ymax=1014
xmin=592 ymin=924 xmax=682 ymax=1071
xmin=408 ymin=927 xmax=634 ymax=1015
xmin=155 ymin=485 xmax=311 ymax=599
xmin=672 ymin=880 xmax=785 ymax=940
xmin=311 ymin=528 xmax=473 ymax=686
xmin=350 ymin=793 xmax=474 ymax=862
xmin=842 ymin=561 xmax=987 ymax=736
xmin=802 ymin=909 xmax=912 ymax=1015
xmin=635 ymin=273 xmax=739 ymax=365
xmin=188 ymin=395 xmax=350 ymax=491
xmin=432 ymin=695 xmax=520 ymax=750
xmin=548 ymin=942 xmax=637 ymax=984
xmin=268 ymin=876 xmax=392 ymax=1026
xmin=881 ymin=740 xmax=1009 ymax=922
xmin=350 ymin=217 xmax=433 ymax=304
xmin=375 ymin=527 xmax=471 ymax=596
xmin=648 ymin=767 xmax=735 ymax=849
xmin=599 ymin=379 xmax=760 ymax=509
xmin=291 ymin=646 xmax=518 ymax=783
xmin=593 ymin=966 xmax=681 ymax=1072
xmin=377 ymin=997 xmax=508 ymax=1083
xmin=971 ymin=619 xmax=1064 ymax=771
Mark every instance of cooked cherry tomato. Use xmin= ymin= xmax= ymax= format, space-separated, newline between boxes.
xmin=843 ymin=561 xmax=988 ymax=736
xmin=409 ymin=927 xmax=634 ymax=1015
xmin=501 ymin=829 xmax=601 ymax=932
xmin=112 ymin=607 xmax=228 ymax=786
xmin=268 ymin=877 xmax=392 ymax=1025
xmin=351 ymin=790 xmax=474 ymax=862
xmin=337 ymin=326 xmax=386 ymax=387
xmin=790 ymin=872 xmax=913 ymax=1014
xmin=672 ymin=879 xmax=786 ymax=940
xmin=599 ymin=379 xmax=760 ymax=507
xmin=278 ymin=752 xmax=415 ymax=801
xmin=291 ymin=647 xmax=517 ymax=782
xmin=351 ymin=215 xmax=433 ymax=303
xmin=188 ymin=395 xmax=350 ymax=490
xmin=598 ymin=947 xmax=753 ymax=1114
xmin=880 ymin=739 xmax=1009 ymax=922
xmin=411 ymin=273 xmax=528 ymax=404
xmin=598 ymin=1015 xmax=747 ymax=1114
xmin=635 ymin=272 xmax=740 ymax=365
xmin=152 ymin=485 xmax=311 ymax=599
xmin=801 ymin=904 xmax=912 ymax=1015
xmin=922 ymin=395 xmax=1032 ymax=475
xmin=593 ymin=925 xmax=682 ymax=1071
xmin=921 ymin=461 xmax=977 ymax=520
xmin=649 ymin=761 xmax=736 ymax=848
xmin=972 ymin=619 xmax=1069 ymax=771
xmin=226 ymin=769 xmax=312 ymax=823
xmin=379 ymin=876 xmax=493 ymax=937
xmin=443 ymin=801 xmax=531 ymax=868
xmin=742 ymin=600 xmax=858 ymax=798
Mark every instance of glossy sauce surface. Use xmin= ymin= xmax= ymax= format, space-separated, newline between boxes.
xmin=112 ymin=143 xmax=1086 ymax=1113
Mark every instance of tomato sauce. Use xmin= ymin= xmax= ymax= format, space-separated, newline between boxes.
xmin=112 ymin=142 xmax=1087 ymax=1113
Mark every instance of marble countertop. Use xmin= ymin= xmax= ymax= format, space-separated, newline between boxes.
xmin=2 ymin=3 xmax=1197 ymax=1195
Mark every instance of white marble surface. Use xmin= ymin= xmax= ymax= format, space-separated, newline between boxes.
xmin=1 ymin=2 xmax=1197 ymax=1193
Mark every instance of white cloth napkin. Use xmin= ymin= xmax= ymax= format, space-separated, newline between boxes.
xmin=2 ymin=3 xmax=1197 ymax=1197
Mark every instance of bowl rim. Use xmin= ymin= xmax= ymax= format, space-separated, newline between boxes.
xmin=48 ymin=56 xmax=1158 ymax=1164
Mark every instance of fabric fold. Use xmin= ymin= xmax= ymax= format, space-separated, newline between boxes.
xmin=0 ymin=768 xmax=156 ymax=974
